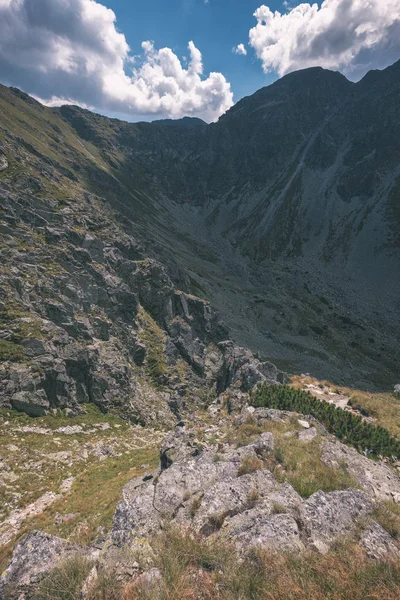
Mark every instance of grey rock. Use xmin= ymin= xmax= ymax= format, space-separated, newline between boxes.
xmin=11 ymin=389 xmax=50 ymax=417
xmin=359 ymin=521 xmax=400 ymax=559
xmin=0 ymin=154 xmax=8 ymax=171
xmin=224 ymin=511 xmax=305 ymax=552
xmin=0 ymin=531 xmax=82 ymax=598
xmin=321 ymin=440 xmax=400 ymax=503
xmin=301 ymin=489 xmax=374 ymax=553
xmin=216 ymin=341 xmax=288 ymax=394
xmin=298 ymin=427 xmax=318 ymax=442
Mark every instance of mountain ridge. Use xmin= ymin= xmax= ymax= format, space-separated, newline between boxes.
xmin=0 ymin=59 xmax=399 ymax=390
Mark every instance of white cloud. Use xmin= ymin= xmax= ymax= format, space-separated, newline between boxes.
xmin=0 ymin=0 xmax=233 ymax=122
xmin=250 ymin=1 xmax=400 ymax=78
xmin=233 ymin=43 xmax=247 ymax=56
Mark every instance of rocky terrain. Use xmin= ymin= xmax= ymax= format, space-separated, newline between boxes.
xmin=0 ymin=59 xmax=400 ymax=598
xmin=1 ymin=60 xmax=399 ymax=392
xmin=1 ymin=399 xmax=400 ymax=599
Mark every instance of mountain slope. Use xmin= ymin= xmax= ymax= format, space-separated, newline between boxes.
xmin=0 ymin=60 xmax=399 ymax=391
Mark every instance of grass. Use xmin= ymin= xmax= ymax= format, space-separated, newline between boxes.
xmin=225 ymin=418 xmax=356 ymax=498
xmin=138 ymin=307 xmax=168 ymax=387
xmin=0 ymin=405 xmax=160 ymax=573
xmin=271 ymin=437 xmax=357 ymax=498
xmin=251 ymin=384 xmax=400 ymax=459
xmin=373 ymin=503 xmax=400 ymax=540
xmin=34 ymin=527 xmax=400 ymax=600
xmin=347 ymin=392 xmax=400 ymax=437
xmin=237 ymin=455 xmax=264 ymax=477
xmin=34 ymin=554 xmax=94 ymax=600
xmin=292 ymin=375 xmax=400 ymax=439
xmin=0 ymin=339 xmax=25 ymax=362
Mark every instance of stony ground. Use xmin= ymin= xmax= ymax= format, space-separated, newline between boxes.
xmin=0 ymin=405 xmax=164 ymax=572
xmin=1 ymin=379 xmax=400 ymax=599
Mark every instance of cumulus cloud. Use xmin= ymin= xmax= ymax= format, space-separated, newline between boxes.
xmin=250 ymin=0 xmax=400 ymax=78
xmin=0 ymin=0 xmax=233 ymax=122
xmin=233 ymin=43 xmax=247 ymax=56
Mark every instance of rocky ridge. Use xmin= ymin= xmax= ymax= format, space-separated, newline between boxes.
xmin=0 ymin=173 xmax=286 ymax=423
xmin=1 ymin=399 xmax=400 ymax=598
xmin=0 ymin=61 xmax=399 ymax=390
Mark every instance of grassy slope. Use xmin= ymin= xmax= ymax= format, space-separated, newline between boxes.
xmin=0 ymin=406 xmax=161 ymax=573
xmin=291 ymin=375 xmax=400 ymax=439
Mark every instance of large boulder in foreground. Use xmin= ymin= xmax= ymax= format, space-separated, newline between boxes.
xmin=0 ymin=531 xmax=90 ymax=600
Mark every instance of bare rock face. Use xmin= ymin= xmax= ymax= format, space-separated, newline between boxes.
xmin=0 ymin=154 xmax=8 ymax=171
xmin=321 ymin=440 xmax=400 ymax=503
xmin=216 ymin=341 xmax=289 ymax=394
xmin=0 ymin=531 xmax=84 ymax=599
xmin=301 ymin=489 xmax=374 ymax=554
xmin=360 ymin=521 xmax=400 ymax=559
xmin=0 ymin=186 xmax=285 ymax=424
xmin=109 ymin=428 xmax=387 ymax=557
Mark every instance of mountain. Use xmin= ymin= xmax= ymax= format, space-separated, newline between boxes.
xmin=0 ymin=60 xmax=399 ymax=423
xmin=1 ymin=62 xmax=400 ymax=598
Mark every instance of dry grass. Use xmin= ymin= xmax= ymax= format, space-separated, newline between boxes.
xmin=373 ymin=503 xmax=400 ymax=540
xmin=18 ymin=525 xmax=400 ymax=600
xmin=291 ymin=375 xmax=400 ymax=438
xmin=120 ymin=528 xmax=400 ymax=600
xmin=237 ymin=455 xmax=264 ymax=477
xmin=225 ymin=419 xmax=356 ymax=498
xmin=271 ymin=437 xmax=357 ymax=498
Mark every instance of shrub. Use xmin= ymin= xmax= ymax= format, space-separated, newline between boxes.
xmin=237 ymin=455 xmax=264 ymax=477
xmin=251 ymin=384 xmax=400 ymax=459
xmin=0 ymin=339 xmax=25 ymax=362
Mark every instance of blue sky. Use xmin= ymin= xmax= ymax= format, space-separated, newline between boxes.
xmin=106 ymin=0 xmax=284 ymax=103
xmin=0 ymin=0 xmax=398 ymax=122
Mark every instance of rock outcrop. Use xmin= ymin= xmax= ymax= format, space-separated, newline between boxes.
xmin=2 ymin=406 xmax=400 ymax=598
xmin=0 ymin=178 xmax=286 ymax=422
xmin=109 ymin=424 xmax=399 ymax=558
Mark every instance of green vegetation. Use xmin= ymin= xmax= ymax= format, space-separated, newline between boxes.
xmin=271 ymin=436 xmax=357 ymax=498
xmin=0 ymin=304 xmax=43 ymax=343
xmin=138 ymin=307 xmax=167 ymax=386
xmin=32 ymin=527 xmax=400 ymax=600
xmin=225 ymin=418 xmax=356 ymax=498
xmin=35 ymin=554 xmax=93 ymax=600
xmin=0 ymin=339 xmax=25 ymax=362
xmin=0 ymin=405 xmax=160 ymax=573
xmin=251 ymin=384 xmax=400 ymax=459
xmin=291 ymin=375 xmax=400 ymax=438
xmin=348 ymin=392 xmax=400 ymax=437
xmin=373 ymin=503 xmax=400 ymax=541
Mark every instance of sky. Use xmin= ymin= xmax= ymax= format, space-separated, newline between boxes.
xmin=0 ymin=0 xmax=399 ymax=122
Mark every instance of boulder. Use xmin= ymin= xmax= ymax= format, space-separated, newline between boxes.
xmin=0 ymin=532 xmax=84 ymax=599
xmin=360 ymin=521 xmax=400 ymax=559
xmin=301 ymin=489 xmax=374 ymax=554
xmin=321 ymin=440 xmax=400 ymax=503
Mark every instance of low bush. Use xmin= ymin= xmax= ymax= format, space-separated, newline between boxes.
xmin=251 ymin=384 xmax=400 ymax=459
xmin=0 ymin=339 xmax=25 ymax=362
xmin=237 ymin=455 xmax=264 ymax=476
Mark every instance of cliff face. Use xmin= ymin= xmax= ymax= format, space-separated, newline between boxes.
xmin=0 ymin=60 xmax=399 ymax=410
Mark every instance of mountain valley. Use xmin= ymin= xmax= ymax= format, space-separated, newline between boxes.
xmin=0 ymin=59 xmax=400 ymax=599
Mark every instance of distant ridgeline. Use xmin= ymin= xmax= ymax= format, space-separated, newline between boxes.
xmin=251 ymin=385 xmax=400 ymax=460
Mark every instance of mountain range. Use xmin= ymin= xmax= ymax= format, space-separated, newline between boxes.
xmin=0 ymin=58 xmax=399 ymax=403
